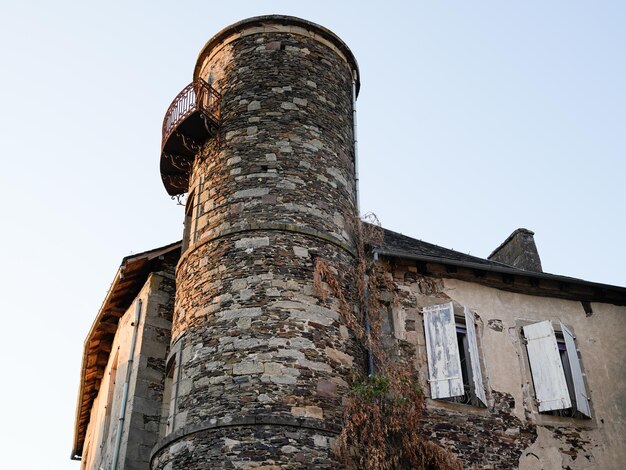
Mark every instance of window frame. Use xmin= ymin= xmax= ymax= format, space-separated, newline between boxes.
xmin=160 ymin=336 xmax=184 ymax=437
xmin=422 ymin=302 xmax=488 ymax=408
xmin=161 ymin=356 xmax=177 ymax=436
xmin=100 ymin=350 xmax=119 ymax=448
xmin=181 ymin=189 xmax=195 ymax=254
xmin=521 ymin=320 xmax=592 ymax=420
xmin=181 ymin=176 xmax=205 ymax=254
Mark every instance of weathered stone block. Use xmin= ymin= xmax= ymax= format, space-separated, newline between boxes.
xmin=233 ymin=361 xmax=264 ymax=375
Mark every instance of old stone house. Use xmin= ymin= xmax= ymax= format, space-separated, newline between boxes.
xmin=71 ymin=15 xmax=626 ymax=469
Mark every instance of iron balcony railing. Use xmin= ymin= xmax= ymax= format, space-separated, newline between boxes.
xmin=161 ymin=79 xmax=221 ymax=148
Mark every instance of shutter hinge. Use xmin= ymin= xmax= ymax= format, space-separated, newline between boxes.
xmin=526 ymin=334 xmax=554 ymax=341
xmin=428 ymin=376 xmax=461 ymax=382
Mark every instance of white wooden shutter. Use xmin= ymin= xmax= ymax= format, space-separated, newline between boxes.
xmin=423 ymin=303 xmax=464 ymax=399
xmin=523 ymin=321 xmax=571 ymax=412
xmin=464 ymin=307 xmax=487 ymax=406
xmin=560 ymin=322 xmax=591 ymax=418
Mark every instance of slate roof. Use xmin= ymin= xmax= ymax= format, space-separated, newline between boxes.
xmin=376 ymin=226 xmax=626 ymax=306
xmin=380 ymin=227 xmax=510 ymax=269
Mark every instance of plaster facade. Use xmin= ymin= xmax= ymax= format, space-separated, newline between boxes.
xmin=382 ymin=258 xmax=626 ymax=469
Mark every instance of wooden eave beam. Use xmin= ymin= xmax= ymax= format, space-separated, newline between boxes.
xmin=388 ymin=257 xmax=626 ymax=306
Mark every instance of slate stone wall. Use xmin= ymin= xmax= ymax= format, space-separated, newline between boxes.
xmin=153 ymin=18 xmax=360 ymax=469
xmin=187 ymin=27 xmax=357 ymax=256
xmin=420 ymin=394 xmax=537 ymax=468
xmin=152 ymin=417 xmax=338 ymax=469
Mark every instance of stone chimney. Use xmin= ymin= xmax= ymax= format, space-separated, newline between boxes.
xmin=488 ymin=228 xmax=543 ymax=272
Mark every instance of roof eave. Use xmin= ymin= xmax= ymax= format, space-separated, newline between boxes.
xmin=71 ymin=241 xmax=181 ymax=459
xmin=71 ymin=264 xmax=122 ymax=458
xmin=374 ymin=248 xmax=626 ymax=306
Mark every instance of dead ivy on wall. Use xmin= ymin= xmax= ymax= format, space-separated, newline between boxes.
xmin=314 ymin=214 xmax=462 ymax=470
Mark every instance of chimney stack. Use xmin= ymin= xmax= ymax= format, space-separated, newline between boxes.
xmin=488 ymin=228 xmax=543 ymax=272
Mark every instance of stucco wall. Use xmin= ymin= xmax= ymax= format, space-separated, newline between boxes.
xmin=384 ymin=261 xmax=626 ymax=469
xmin=80 ymin=272 xmax=174 ymax=470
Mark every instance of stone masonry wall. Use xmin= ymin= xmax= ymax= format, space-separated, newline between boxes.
xmin=381 ymin=257 xmax=626 ymax=469
xmin=170 ymin=231 xmax=358 ymax=430
xmin=153 ymin=19 xmax=361 ymax=469
xmin=152 ymin=422 xmax=338 ymax=469
xmin=488 ymin=228 xmax=543 ymax=272
xmin=186 ymin=28 xmax=356 ymax=255
xmin=122 ymin=272 xmax=175 ymax=469
xmin=82 ymin=271 xmax=175 ymax=470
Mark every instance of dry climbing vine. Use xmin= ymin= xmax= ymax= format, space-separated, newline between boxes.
xmin=314 ymin=214 xmax=462 ymax=470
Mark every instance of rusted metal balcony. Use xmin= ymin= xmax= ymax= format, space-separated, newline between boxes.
xmin=160 ymin=79 xmax=221 ymax=195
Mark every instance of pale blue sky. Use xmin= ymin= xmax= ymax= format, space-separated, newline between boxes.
xmin=0 ymin=1 xmax=624 ymax=468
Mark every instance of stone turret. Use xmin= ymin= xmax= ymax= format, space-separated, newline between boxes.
xmin=152 ymin=16 xmax=361 ymax=469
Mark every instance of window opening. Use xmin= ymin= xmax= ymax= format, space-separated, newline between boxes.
xmin=423 ymin=303 xmax=487 ymax=407
xmin=193 ymin=176 xmax=204 ymax=244
xmin=441 ymin=318 xmax=484 ymax=406
xmin=445 ymin=322 xmax=472 ymax=404
xmin=181 ymin=190 xmax=195 ymax=253
xmin=101 ymin=351 xmax=119 ymax=448
xmin=523 ymin=320 xmax=591 ymax=418
xmin=160 ymin=357 xmax=177 ymax=437
xmin=553 ymin=333 xmax=576 ymax=416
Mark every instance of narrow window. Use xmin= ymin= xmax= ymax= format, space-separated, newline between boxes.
xmin=463 ymin=307 xmax=487 ymax=406
xmin=181 ymin=190 xmax=195 ymax=253
xmin=160 ymin=357 xmax=177 ymax=437
xmin=193 ymin=176 xmax=204 ymax=244
xmin=101 ymin=351 xmax=119 ymax=448
xmin=423 ymin=303 xmax=487 ymax=406
xmin=560 ymin=322 xmax=591 ymax=417
xmin=523 ymin=321 xmax=591 ymax=418
xmin=181 ymin=177 xmax=204 ymax=252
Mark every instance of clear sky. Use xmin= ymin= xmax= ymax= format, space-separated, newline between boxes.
xmin=0 ymin=1 xmax=624 ymax=468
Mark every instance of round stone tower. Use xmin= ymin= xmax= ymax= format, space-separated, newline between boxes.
xmin=152 ymin=16 xmax=361 ymax=469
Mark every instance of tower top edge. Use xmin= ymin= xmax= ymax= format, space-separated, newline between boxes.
xmin=193 ymin=15 xmax=360 ymax=91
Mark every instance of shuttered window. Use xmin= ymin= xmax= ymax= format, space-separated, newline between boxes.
xmin=423 ymin=303 xmax=464 ymax=399
xmin=464 ymin=307 xmax=487 ymax=407
xmin=523 ymin=321 xmax=570 ymax=412
xmin=523 ymin=320 xmax=591 ymax=417
xmin=560 ymin=323 xmax=591 ymax=418
xmin=423 ymin=303 xmax=487 ymax=405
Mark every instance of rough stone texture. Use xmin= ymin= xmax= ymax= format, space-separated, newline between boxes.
xmin=171 ymin=232 xmax=358 ymax=428
xmin=383 ymin=257 xmax=626 ymax=469
xmin=488 ymin=228 xmax=543 ymax=272
xmin=421 ymin=393 xmax=537 ymax=468
xmin=152 ymin=421 xmax=338 ymax=469
xmin=156 ymin=19 xmax=360 ymax=469
xmin=185 ymin=29 xmax=356 ymax=254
